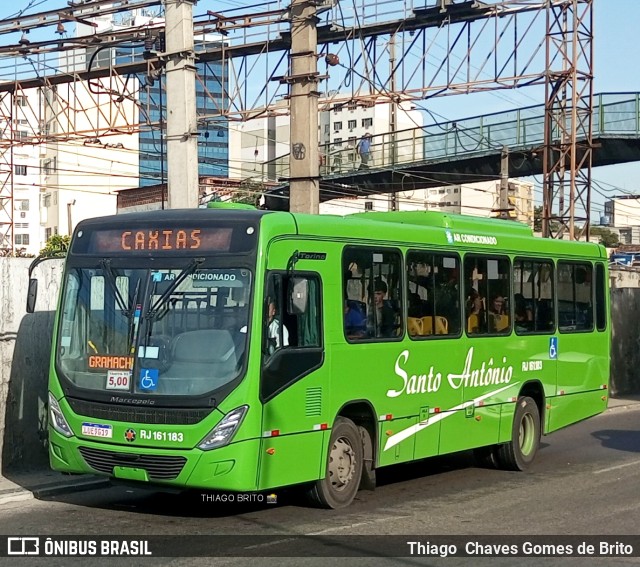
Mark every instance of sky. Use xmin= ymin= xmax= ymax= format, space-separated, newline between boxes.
xmin=3 ymin=0 xmax=640 ymax=221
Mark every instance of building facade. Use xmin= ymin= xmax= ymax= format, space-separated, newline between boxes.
xmin=604 ymin=195 xmax=640 ymax=230
xmin=228 ymin=99 xmax=424 ymax=182
xmin=319 ymin=179 xmax=535 ymax=226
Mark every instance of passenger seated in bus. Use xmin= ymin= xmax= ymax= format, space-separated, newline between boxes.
xmin=266 ymin=298 xmax=289 ymax=354
xmin=535 ymin=299 xmax=554 ymax=331
xmin=344 ymin=300 xmax=366 ymax=339
xmin=488 ymin=294 xmax=509 ymax=332
xmin=368 ymin=279 xmax=396 ymax=338
xmin=514 ymin=293 xmax=533 ymax=331
xmin=466 ymin=288 xmax=485 ymax=334
xmin=408 ymin=292 xmax=424 ymax=318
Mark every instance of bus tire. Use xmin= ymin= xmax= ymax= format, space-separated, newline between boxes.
xmin=358 ymin=425 xmax=376 ymax=491
xmin=473 ymin=445 xmax=497 ymax=469
xmin=495 ymin=396 xmax=540 ymax=471
xmin=306 ymin=417 xmax=363 ymax=509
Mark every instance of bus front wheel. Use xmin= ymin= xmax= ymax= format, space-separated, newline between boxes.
xmin=495 ymin=396 xmax=541 ymax=471
xmin=306 ymin=417 xmax=363 ymax=509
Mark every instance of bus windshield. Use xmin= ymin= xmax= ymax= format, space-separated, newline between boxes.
xmin=56 ymin=261 xmax=252 ymax=398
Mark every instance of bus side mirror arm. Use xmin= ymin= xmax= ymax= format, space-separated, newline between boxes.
xmin=26 ymin=253 xmax=66 ymax=313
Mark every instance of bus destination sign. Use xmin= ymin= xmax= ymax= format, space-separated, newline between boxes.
xmin=83 ymin=227 xmax=233 ymax=254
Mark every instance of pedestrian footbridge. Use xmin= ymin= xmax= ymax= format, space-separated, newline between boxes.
xmin=264 ymin=92 xmax=640 ymax=207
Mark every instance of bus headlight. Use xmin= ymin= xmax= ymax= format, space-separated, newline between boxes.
xmin=49 ymin=392 xmax=73 ymax=438
xmin=198 ymin=405 xmax=248 ymax=451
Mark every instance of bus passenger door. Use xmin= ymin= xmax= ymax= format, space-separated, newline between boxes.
xmin=258 ymin=265 xmax=328 ymax=491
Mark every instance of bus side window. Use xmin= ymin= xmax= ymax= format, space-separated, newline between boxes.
xmin=342 ymin=247 xmax=403 ymax=342
xmin=263 ymin=272 xmax=322 ymax=358
xmin=464 ymin=254 xmax=510 ymax=336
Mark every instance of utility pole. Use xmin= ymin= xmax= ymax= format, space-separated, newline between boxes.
xmin=498 ymin=145 xmax=509 ymax=219
xmin=288 ymin=0 xmax=319 ymax=214
xmin=164 ymin=0 xmax=199 ymax=209
xmin=389 ymin=33 xmax=397 ymax=211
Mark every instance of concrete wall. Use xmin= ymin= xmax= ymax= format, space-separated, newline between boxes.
xmin=1 ymin=258 xmax=63 ymax=473
xmin=610 ymin=288 xmax=640 ymax=395
xmin=0 ymin=256 xmax=638 ymax=473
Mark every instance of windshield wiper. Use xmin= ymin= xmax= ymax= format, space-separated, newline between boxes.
xmin=100 ymin=259 xmax=128 ymax=313
xmin=146 ymin=257 xmax=205 ymax=320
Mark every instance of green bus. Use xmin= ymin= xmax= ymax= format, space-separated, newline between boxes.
xmin=28 ymin=207 xmax=610 ymax=509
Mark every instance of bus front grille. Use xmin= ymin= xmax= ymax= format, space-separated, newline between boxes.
xmin=78 ymin=446 xmax=187 ymax=480
xmin=68 ymin=397 xmax=213 ymax=425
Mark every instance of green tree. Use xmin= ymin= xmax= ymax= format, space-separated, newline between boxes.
xmin=533 ymin=206 xmax=563 ymax=235
xmin=232 ymin=179 xmax=263 ymax=207
xmin=40 ymin=234 xmax=71 ymax=257
xmin=533 ymin=206 xmax=543 ymax=232
xmin=590 ymin=226 xmax=619 ymax=248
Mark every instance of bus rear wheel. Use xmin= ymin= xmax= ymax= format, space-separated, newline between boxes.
xmin=495 ymin=396 xmax=540 ymax=471
xmin=306 ymin=417 xmax=363 ymax=509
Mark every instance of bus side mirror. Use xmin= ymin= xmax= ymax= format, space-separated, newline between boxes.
xmin=288 ymin=277 xmax=308 ymax=315
xmin=26 ymin=278 xmax=38 ymax=313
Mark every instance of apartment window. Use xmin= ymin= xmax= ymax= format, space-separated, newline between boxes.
xmin=348 ymin=120 xmax=357 ymax=130
xmin=333 ymin=105 xmax=342 ymax=113
xmin=347 ymin=101 xmax=357 ymax=111
xmin=364 ymin=201 xmax=373 ymax=211
xmin=43 ymin=194 xmax=51 ymax=208
xmin=54 ymin=227 xmax=59 ymax=235
xmin=324 ymin=124 xmax=329 ymax=134
xmin=15 ymin=223 xmax=29 ymax=229
xmin=333 ymin=121 xmax=342 ymax=131
xmin=16 ymin=200 xmax=29 ymax=211
xmin=53 ymin=192 xmax=58 ymax=206
xmin=42 ymin=158 xmax=57 ymax=175
xmin=16 ymin=131 xmax=28 ymax=141
xmin=15 ymin=95 xmax=27 ymax=107
xmin=334 ymin=138 xmax=342 ymax=147
xmin=45 ymin=227 xmax=52 ymax=240
xmin=15 ymin=234 xmax=29 ymax=245
xmin=14 ymin=165 xmax=27 ymax=176
xmin=439 ymin=189 xmax=445 ymax=194
xmin=454 ymin=188 xmax=459 ymax=193
xmin=362 ymin=118 xmax=373 ymax=128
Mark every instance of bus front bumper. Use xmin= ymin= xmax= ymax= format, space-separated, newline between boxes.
xmin=49 ymin=429 xmax=261 ymax=492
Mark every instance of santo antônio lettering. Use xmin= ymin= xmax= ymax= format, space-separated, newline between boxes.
xmin=120 ymin=229 xmax=202 ymax=251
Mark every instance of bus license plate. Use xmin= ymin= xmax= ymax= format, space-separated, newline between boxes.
xmin=81 ymin=423 xmax=113 ymax=438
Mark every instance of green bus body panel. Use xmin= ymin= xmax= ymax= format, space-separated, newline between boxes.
xmin=546 ymin=390 xmax=608 ymax=433
xmin=258 ymin=431 xmax=328 ymax=491
xmin=378 ymin=416 xmax=417 ymax=467
xmin=48 ymin=210 xmax=610 ymax=494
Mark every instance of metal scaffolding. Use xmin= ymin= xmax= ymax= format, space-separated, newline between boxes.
xmin=0 ymin=0 xmax=596 ymax=250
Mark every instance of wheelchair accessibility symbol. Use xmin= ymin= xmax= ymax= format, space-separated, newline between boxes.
xmin=549 ymin=337 xmax=558 ymax=360
xmin=139 ymin=368 xmax=159 ymax=391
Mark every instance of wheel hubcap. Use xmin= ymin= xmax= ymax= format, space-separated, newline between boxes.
xmin=519 ymin=412 xmax=535 ymax=456
xmin=328 ymin=436 xmax=356 ymax=491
